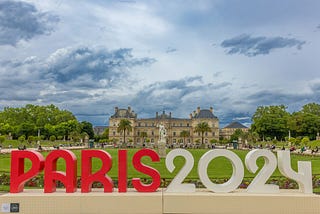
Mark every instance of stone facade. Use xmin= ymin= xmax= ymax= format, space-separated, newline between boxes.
xmin=109 ymin=106 xmax=219 ymax=147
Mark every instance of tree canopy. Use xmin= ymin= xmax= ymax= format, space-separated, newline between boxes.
xmin=251 ymin=103 xmax=320 ymax=140
xmin=0 ymin=104 xmax=94 ymax=140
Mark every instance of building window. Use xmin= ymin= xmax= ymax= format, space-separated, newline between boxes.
xmin=205 ymin=132 xmax=208 ymax=136
xmin=113 ymin=131 xmax=115 ymax=136
xmin=180 ymin=123 xmax=182 ymax=127
xmin=151 ymin=138 xmax=154 ymax=143
xmin=152 ymin=123 xmax=155 ymax=127
xmin=187 ymin=123 xmax=189 ymax=127
xmin=173 ymin=139 xmax=176 ymax=143
xmin=137 ymin=131 xmax=140 ymax=136
xmin=137 ymin=138 xmax=140 ymax=143
xmin=198 ymin=133 xmax=200 ymax=136
xmin=145 ymin=123 xmax=148 ymax=127
xmin=173 ymin=123 xmax=175 ymax=127
xmin=173 ymin=132 xmax=176 ymax=136
xmin=138 ymin=123 xmax=141 ymax=127
xmin=212 ymin=132 xmax=215 ymax=136
xmin=152 ymin=131 xmax=154 ymax=136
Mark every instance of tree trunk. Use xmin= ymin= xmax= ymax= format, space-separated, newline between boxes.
xmin=123 ymin=129 xmax=126 ymax=148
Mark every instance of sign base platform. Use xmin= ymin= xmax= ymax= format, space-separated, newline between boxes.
xmin=1 ymin=189 xmax=319 ymax=214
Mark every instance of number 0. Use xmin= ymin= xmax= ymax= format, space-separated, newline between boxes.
xmin=198 ymin=149 xmax=244 ymax=193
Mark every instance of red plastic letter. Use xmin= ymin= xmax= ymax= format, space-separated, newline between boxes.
xmin=10 ymin=150 xmax=44 ymax=193
xmin=44 ymin=150 xmax=77 ymax=193
xmin=118 ymin=150 xmax=127 ymax=192
xmin=81 ymin=150 xmax=113 ymax=193
xmin=132 ymin=149 xmax=161 ymax=192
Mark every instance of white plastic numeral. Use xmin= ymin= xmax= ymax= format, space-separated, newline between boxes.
xmin=245 ymin=149 xmax=279 ymax=193
xmin=277 ymin=151 xmax=312 ymax=194
xmin=198 ymin=149 xmax=244 ymax=193
xmin=165 ymin=149 xmax=195 ymax=192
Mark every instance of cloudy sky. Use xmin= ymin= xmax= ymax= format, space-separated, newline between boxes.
xmin=1 ymin=0 xmax=320 ymax=127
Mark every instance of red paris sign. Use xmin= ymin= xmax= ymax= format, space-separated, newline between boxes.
xmin=10 ymin=149 xmax=161 ymax=193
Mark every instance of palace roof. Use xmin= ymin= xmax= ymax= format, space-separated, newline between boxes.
xmin=224 ymin=121 xmax=248 ymax=129
xmin=193 ymin=109 xmax=218 ymax=119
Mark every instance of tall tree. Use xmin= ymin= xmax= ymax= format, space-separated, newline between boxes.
xmin=251 ymin=105 xmax=290 ymax=140
xmin=194 ymin=122 xmax=211 ymax=145
xmin=230 ymin=129 xmax=244 ymax=142
xmin=80 ymin=121 xmax=94 ymax=139
xmin=139 ymin=132 xmax=148 ymax=143
xmin=117 ymin=119 xmax=132 ymax=146
xmin=296 ymin=103 xmax=320 ymax=139
xmin=180 ymin=130 xmax=190 ymax=144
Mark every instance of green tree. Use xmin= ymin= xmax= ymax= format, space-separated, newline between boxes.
xmin=298 ymin=103 xmax=320 ymax=139
xmin=180 ymin=130 xmax=190 ymax=144
xmin=117 ymin=119 xmax=132 ymax=146
xmin=80 ymin=121 xmax=94 ymax=139
xmin=0 ymin=104 xmax=77 ymax=140
xmin=139 ymin=132 xmax=148 ymax=144
xmin=251 ymin=105 xmax=290 ymax=140
xmin=101 ymin=128 xmax=109 ymax=140
xmin=0 ymin=123 xmax=12 ymax=135
xmin=230 ymin=129 xmax=244 ymax=142
xmin=301 ymin=136 xmax=310 ymax=146
xmin=18 ymin=135 xmax=26 ymax=144
xmin=70 ymin=131 xmax=81 ymax=143
xmin=194 ymin=122 xmax=211 ymax=145
xmin=27 ymin=136 xmax=35 ymax=144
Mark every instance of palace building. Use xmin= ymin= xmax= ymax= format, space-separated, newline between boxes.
xmin=108 ymin=106 xmax=220 ymax=147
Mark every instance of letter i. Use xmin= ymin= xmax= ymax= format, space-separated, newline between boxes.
xmin=118 ymin=150 xmax=127 ymax=192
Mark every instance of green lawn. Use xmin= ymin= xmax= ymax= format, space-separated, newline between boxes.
xmin=1 ymin=149 xmax=320 ymax=179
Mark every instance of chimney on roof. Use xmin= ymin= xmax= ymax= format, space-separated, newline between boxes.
xmin=115 ymin=107 xmax=118 ymax=113
xmin=210 ymin=107 xmax=213 ymax=113
xmin=190 ymin=113 xmax=193 ymax=119
xmin=197 ymin=107 xmax=200 ymax=113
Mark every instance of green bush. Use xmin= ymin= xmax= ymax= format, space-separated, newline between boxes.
xmin=307 ymin=140 xmax=320 ymax=149
xmin=0 ymin=136 xmax=5 ymax=144
xmin=50 ymin=135 xmax=56 ymax=142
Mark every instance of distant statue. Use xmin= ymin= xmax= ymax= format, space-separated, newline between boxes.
xmin=157 ymin=123 xmax=167 ymax=158
xmin=159 ymin=124 xmax=167 ymax=141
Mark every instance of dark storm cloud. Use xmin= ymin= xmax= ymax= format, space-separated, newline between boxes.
xmin=221 ymin=34 xmax=306 ymax=57
xmin=130 ymin=76 xmax=232 ymax=119
xmin=0 ymin=0 xmax=59 ymax=46
xmin=0 ymin=46 xmax=156 ymax=102
xmin=45 ymin=47 xmax=156 ymax=85
xmin=246 ymin=90 xmax=307 ymax=105
xmin=40 ymin=91 xmax=94 ymax=103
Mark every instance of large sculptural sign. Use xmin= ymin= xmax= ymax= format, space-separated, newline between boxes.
xmin=9 ymin=148 xmax=313 ymax=194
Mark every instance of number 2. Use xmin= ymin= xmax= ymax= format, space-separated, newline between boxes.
xmin=165 ymin=149 xmax=195 ymax=192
